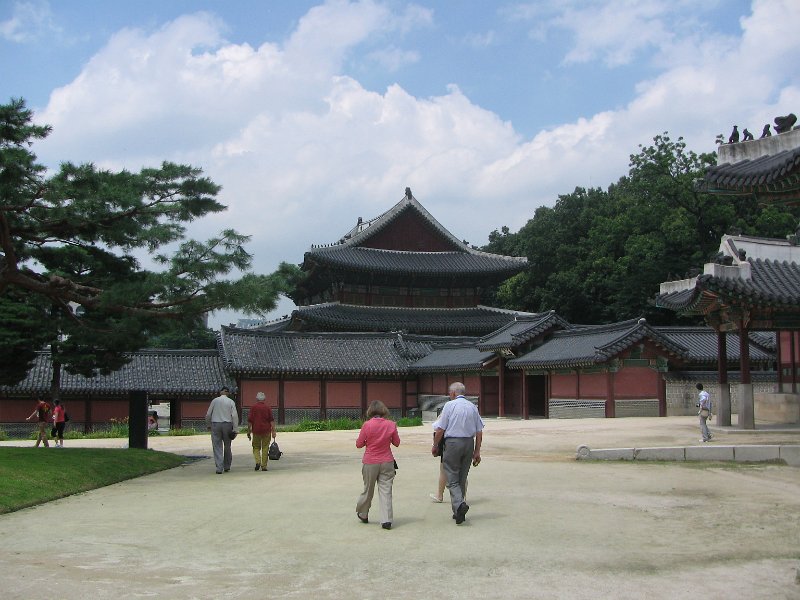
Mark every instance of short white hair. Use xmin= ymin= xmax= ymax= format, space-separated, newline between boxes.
xmin=449 ymin=382 xmax=466 ymax=396
xmin=256 ymin=392 xmax=266 ymax=401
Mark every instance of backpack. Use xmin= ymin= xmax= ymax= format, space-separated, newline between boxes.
xmin=269 ymin=440 xmax=282 ymax=461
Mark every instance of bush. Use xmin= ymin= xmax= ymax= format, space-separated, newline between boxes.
xmin=396 ymin=416 xmax=423 ymax=427
xmin=166 ymin=428 xmax=201 ymax=436
xmin=0 ymin=429 xmax=7 ymax=441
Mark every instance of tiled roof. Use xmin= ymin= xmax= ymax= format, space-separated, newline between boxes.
xmin=218 ymin=328 xmax=443 ymax=376
xmin=477 ymin=311 xmax=570 ymax=351
xmin=305 ymin=246 xmax=526 ymax=278
xmin=410 ymin=344 xmax=496 ymax=373
xmin=655 ymin=327 xmax=775 ymax=365
xmin=0 ymin=350 xmax=231 ymax=396
xmin=291 ymin=303 xmax=537 ymax=335
xmin=507 ymin=318 xmax=688 ymax=370
xmin=700 ymin=146 xmax=800 ymax=193
xmin=656 ymin=258 xmax=800 ymax=313
xmin=304 ymin=191 xmax=526 ymax=277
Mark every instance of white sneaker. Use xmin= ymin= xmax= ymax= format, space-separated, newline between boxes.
xmin=429 ymin=494 xmax=443 ymax=503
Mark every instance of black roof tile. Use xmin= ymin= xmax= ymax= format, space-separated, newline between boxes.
xmin=219 ymin=328 xmax=447 ymax=376
xmin=477 ymin=311 xmax=570 ymax=351
xmin=656 ymin=258 xmax=800 ymax=312
xmin=304 ymin=191 xmax=526 ymax=276
xmin=655 ymin=327 xmax=775 ymax=365
xmin=291 ymin=303 xmax=537 ymax=335
xmin=0 ymin=350 xmax=231 ymax=396
xmin=410 ymin=344 xmax=496 ymax=373
xmin=507 ymin=318 xmax=688 ymax=370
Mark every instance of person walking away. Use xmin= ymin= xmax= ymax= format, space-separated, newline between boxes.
xmin=430 ymin=411 xmax=467 ymax=503
xmin=355 ymin=400 xmax=400 ymax=530
xmin=247 ymin=392 xmax=275 ymax=471
xmin=432 ymin=382 xmax=483 ymax=525
xmin=205 ymin=387 xmax=239 ymax=474
xmin=52 ymin=399 xmax=66 ymax=448
xmin=697 ymin=383 xmax=713 ymax=443
xmin=25 ymin=398 xmax=51 ymax=447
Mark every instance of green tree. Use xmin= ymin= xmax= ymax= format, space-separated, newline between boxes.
xmin=484 ymin=133 xmax=800 ymax=324
xmin=0 ymin=98 xmax=297 ymax=392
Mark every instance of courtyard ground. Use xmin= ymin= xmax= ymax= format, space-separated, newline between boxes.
xmin=1 ymin=416 xmax=799 ymax=599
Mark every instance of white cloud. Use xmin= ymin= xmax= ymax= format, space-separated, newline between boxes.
xmin=29 ymin=0 xmax=800 ymax=328
xmin=0 ymin=0 xmax=59 ymax=43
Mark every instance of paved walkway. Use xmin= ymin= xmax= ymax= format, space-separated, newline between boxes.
xmin=1 ymin=416 xmax=799 ymax=599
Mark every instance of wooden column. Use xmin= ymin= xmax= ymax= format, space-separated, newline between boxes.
xmin=658 ymin=375 xmax=667 ymax=417
xmin=319 ymin=377 xmax=327 ymax=421
xmin=717 ymin=330 xmax=731 ymax=426
xmin=605 ymin=371 xmax=616 ymax=418
xmin=792 ymin=332 xmax=798 ymax=393
xmin=360 ymin=378 xmax=368 ymax=416
xmin=738 ymin=320 xmax=754 ymax=429
xmin=521 ymin=372 xmax=529 ymax=420
xmin=84 ymin=397 xmax=92 ymax=434
xmin=278 ymin=378 xmax=285 ymax=425
xmin=498 ymin=356 xmax=506 ymax=417
xmin=776 ymin=331 xmax=784 ymax=393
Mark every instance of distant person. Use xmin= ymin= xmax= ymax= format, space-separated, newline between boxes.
xmin=25 ymin=397 xmax=51 ymax=448
xmin=696 ymin=383 xmax=713 ymax=443
xmin=148 ymin=411 xmax=159 ymax=431
xmin=432 ymin=382 xmax=483 ymax=525
xmin=355 ymin=400 xmax=400 ymax=530
xmin=205 ymin=386 xmax=239 ymax=474
xmin=247 ymin=391 xmax=276 ymax=471
xmin=52 ymin=399 xmax=66 ymax=448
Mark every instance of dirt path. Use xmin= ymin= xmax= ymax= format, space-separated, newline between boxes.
xmin=2 ymin=417 xmax=799 ymax=599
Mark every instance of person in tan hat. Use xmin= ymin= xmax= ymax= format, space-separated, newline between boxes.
xmin=247 ymin=391 xmax=276 ymax=471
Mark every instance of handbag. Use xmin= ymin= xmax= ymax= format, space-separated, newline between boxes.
xmin=700 ymin=408 xmax=710 ymax=418
xmin=269 ymin=440 xmax=282 ymax=460
xmin=50 ymin=426 xmax=57 ymax=437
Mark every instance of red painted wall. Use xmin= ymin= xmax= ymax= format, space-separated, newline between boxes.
xmin=284 ymin=381 xmax=321 ymax=408
xmin=579 ymin=372 xmax=608 ymax=398
xmin=240 ymin=380 xmax=280 ymax=409
xmin=551 ymin=373 xmax=575 ymax=397
xmin=183 ymin=401 xmax=210 ymax=419
xmin=614 ymin=367 xmax=659 ymax=398
xmin=0 ymin=399 xmax=39 ymax=421
xmin=326 ymin=381 xmax=362 ymax=408
xmin=367 ymin=381 xmax=402 ymax=408
xmin=90 ymin=400 xmax=129 ymax=421
xmin=361 ymin=210 xmax=456 ymax=252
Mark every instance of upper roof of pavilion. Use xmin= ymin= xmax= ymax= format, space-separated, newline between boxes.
xmin=301 ymin=188 xmax=527 ymax=281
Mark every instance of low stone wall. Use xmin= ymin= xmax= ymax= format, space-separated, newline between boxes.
xmin=576 ymin=444 xmax=800 ymax=466
xmin=666 ymin=381 xmax=776 ymax=416
xmin=754 ymin=393 xmax=800 ymax=423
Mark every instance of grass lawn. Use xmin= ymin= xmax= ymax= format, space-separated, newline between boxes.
xmin=0 ymin=447 xmax=185 ymax=514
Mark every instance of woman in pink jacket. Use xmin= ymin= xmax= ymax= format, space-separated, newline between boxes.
xmin=355 ymin=400 xmax=400 ymax=530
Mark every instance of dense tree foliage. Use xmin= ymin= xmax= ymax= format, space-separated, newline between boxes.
xmin=484 ymin=133 xmax=800 ymax=325
xmin=0 ymin=98 xmax=298 ymax=389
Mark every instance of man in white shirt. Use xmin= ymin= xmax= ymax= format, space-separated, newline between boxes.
xmin=432 ymin=381 xmax=484 ymax=524
xmin=696 ymin=383 xmax=713 ymax=443
xmin=205 ymin=386 xmax=239 ymax=474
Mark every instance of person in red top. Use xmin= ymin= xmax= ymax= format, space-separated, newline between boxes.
xmin=355 ymin=400 xmax=400 ymax=530
xmin=25 ymin=398 xmax=51 ymax=448
xmin=52 ymin=399 xmax=66 ymax=448
xmin=247 ymin=392 xmax=276 ymax=471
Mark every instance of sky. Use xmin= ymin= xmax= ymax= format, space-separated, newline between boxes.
xmin=2 ymin=0 xmax=799 ymax=328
